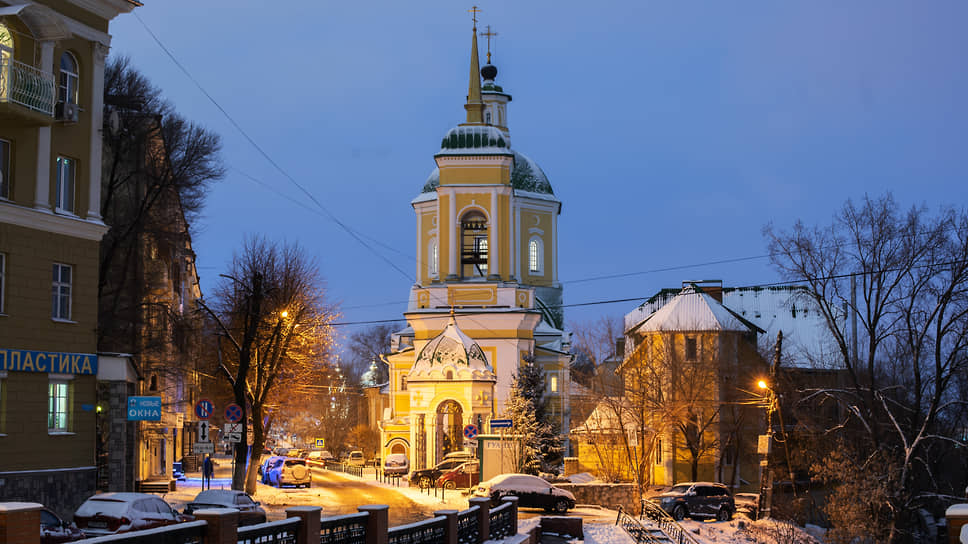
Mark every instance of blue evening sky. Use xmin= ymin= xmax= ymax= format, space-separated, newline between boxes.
xmin=108 ymin=1 xmax=968 ymax=338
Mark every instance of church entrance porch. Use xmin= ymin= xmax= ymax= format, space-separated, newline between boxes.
xmin=436 ymin=400 xmax=464 ymax=463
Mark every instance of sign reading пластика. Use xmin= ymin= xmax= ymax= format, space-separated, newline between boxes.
xmin=0 ymin=349 xmax=97 ymax=375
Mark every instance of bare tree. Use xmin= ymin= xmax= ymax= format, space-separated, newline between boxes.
xmin=765 ymin=194 xmax=968 ymax=542
xmin=201 ymin=237 xmax=338 ymax=493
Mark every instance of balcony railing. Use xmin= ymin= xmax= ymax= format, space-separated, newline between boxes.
xmin=0 ymin=57 xmax=56 ymax=115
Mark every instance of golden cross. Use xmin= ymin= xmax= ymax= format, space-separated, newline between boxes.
xmin=480 ymin=25 xmax=498 ymax=64
xmin=468 ymin=6 xmax=481 ymax=30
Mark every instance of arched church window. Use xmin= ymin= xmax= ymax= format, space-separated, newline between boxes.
xmin=528 ymin=237 xmax=543 ymax=274
xmin=460 ymin=211 xmax=488 ymax=278
xmin=59 ymin=52 xmax=79 ymax=105
xmin=486 ymin=111 xmax=492 ymax=124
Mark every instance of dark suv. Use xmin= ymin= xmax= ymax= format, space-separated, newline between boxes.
xmin=651 ymin=482 xmax=735 ymax=521
xmin=410 ymin=452 xmax=475 ymax=488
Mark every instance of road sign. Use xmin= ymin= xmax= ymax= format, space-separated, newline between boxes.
xmin=463 ymin=424 xmax=479 ymax=439
xmin=489 ymin=418 xmax=512 ymax=430
xmin=314 ymin=438 xmax=325 ymax=448
xmin=224 ymin=423 xmax=243 ymax=443
xmin=198 ymin=420 xmax=210 ymax=442
xmin=195 ymin=398 xmax=215 ymax=420
xmin=193 ymin=441 xmax=214 ymax=455
xmin=126 ymin=396 xmax=162 ymax=421
xmin=224 ymin=403 xmax=243 ymax=423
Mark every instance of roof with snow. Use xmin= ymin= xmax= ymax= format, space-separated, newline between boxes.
xmin=409 ymin=317 xmax=496 ymax=381
xmin=421 ymin=150 xmax=554 ymax=195
xmin=628 ymin=285 xmax=760 ymax=335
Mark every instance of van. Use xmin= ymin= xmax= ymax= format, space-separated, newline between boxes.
xmin=347 ymin=451 xmax=365 ymax=466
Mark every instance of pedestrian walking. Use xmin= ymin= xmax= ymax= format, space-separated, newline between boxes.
xmin=203 ymin=454 xmax=214 ymax=490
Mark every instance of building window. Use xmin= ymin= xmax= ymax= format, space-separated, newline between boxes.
xmin=428 ymin=238 xmax=438 ymax=278
xmin=684 ymin=337 xmax=697 ymax=361
xmin=460 ymin=211 xmax=488 ymax=278
xmin=48 ymin=379 xmax=71 ymax=432
xmin=55 ymin=156 xmax=75 ymax=214
xmin=52 ymin=263 xmax=72 ymax=320
xmin=445 ymin=369 xmax=453 ymax=380
xmin=0 ymin=138 xmax=9 ymax=199
xmin=485 ymin=111 xmax=492 ymax=124
xmin=550 ymin=374 xmax=558 ymax=393
xmin=655 ymin=438 xmax=663 ymax=464
xmin=59 ymin=52 xmax=79 ymax=105
xmin=528 ymin=237 xmax=543 ymax=274
xmin=0 ymin=253 xmax=5 ymax=314
xmin=400 ymin=375 xmax=407 ymax=391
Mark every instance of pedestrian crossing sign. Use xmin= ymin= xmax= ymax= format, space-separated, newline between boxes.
xmin=314 ymin=438 xmax=325 ymax=448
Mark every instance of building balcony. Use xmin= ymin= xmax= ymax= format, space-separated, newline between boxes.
xmin=0 ymin=58 xmax=55 ymax=125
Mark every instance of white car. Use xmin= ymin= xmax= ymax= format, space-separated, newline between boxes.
xmin=474 ymin=473 xmax=576 ymax=513
xmin=384 ymin=453 xmax=410 ymax=475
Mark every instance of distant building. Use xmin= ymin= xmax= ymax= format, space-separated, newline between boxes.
xmin=378 ymin=21 xmax=572 ymax=470
xmin=0 ymin=0 xmax=139 ymax=516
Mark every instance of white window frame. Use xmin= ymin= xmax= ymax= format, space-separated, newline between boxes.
xmin=48 ymin=375 xmax=73 ymax=433
xmin=428 ymin=238 xmax=438 ymax=278
xmin=528 ymin=236 xmax=544 ymax=275
xmin=59 ymin=51 xmax=79 ymax=105
xmin=0 ymin=138 xmax=9 ymax=200
xmin=55 ymin=156 xmax=76 ymax=214
xmin=52 ymin=262 xmax=72 ymax=321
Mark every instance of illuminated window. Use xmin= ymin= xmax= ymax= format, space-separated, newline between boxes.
xmin=550 ymin=374 xmax=558 ymax=393
xmin=52 ymin=263 xmax=71 ymax=320
xmin=0 ymin=138 xmax=9 ymax=199
xmin=59 ymin=52 xmax=78 ymax=105
xmin=55 ymin=156 xmax=75 ymax=214
xmin=528 ymin=237 xmax=543 ymax=274
xmin=48 ymin=379 xmax=71 ymax=432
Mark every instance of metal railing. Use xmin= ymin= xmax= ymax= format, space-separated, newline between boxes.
xmin=325 ymin=461 xmax=364 ymax=478
xmin=77 ymin=520 xmax=206 ymax=544
xmin=487 ymin=501 xmax=514 ymax=540
xmin=386 ymin=515 xmax=446 ymax=544
xmin=237 ymin=518 xmax=300 ymax=544
xmin=456 ymin=505 xmax=480 ymax=544
xmin=615 ymin=506 xmax=663 ymax=544
xmin=638 ymin=500 xmax=702 ymax=544
xmin=0 ymin=58 xmax=56 ymax=115
xmin=319 ymin=512 xmax=368 ymax=544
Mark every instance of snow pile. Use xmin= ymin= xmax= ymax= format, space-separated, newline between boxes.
xmin=676 ymin=518 xmax=823 ymax=544
xmin=566 ymin=473 xmax=597 ymax=484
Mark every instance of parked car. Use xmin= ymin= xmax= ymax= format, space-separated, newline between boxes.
xmin=40 ymin=507 xmax=84 ymax=544
xmin=183 ymin=490 xmax=266 ymax=526
xmin=410 ymin=451 xmax=476 ymax=488
xmin=650 ymin=482 xmax=735 ymax=521
xmin=436 ymin=460 xmax=480 ymax=490
xmin=347 ymin=450 xmax=366 ymax=466
xmin=306 ymin=450 xmax=330 ymax=463
xmin=473 ymin=473 xmax=576 ymax=513
xmin=73 ymin=493 xmax=188 ymax=537
xmin=383 ymin=453 xmax=410 ymax=475
xmin=263 ymin=456 xmax=312 ymax=488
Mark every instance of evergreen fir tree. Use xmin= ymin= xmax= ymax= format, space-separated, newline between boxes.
xmin=506 ymin=355 xmax=563 ymax=474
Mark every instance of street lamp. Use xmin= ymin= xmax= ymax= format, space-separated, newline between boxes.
xmin=756 ymin=379 xmax=775 ymax=520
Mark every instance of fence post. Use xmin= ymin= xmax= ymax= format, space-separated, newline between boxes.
xmin=358 ymin=504 xmax=389 ymax=544
xmin=501 ymin=496 xmax=519 ymax=535
xmin=468 ymin=497 xmax=491 ymax=543
xmin=0 ymin=502 xmax=42 ymax=544
xmin=288 ymin=506 xmax=321 ymax=544
xmin=194 ymin=508 xmax=239 ymax=544
xmin=434 ymin=509 xmax=459 ymax=544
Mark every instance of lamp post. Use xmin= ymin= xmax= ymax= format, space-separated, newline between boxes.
xmin=757 ymin=380 xmax=775 ymax=520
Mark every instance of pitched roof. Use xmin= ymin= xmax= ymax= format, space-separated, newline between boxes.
xmin=629 ymin=285 xmax=761 ymax=334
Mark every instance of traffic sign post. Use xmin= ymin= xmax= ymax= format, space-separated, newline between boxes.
xmin=198 ymin=421 xmax=210 ymax=442
xmin=489 ymin=418 xmax=512 ymax=430
xmin=224 ymin=403 xmax=243 ymax=423
xmin=314 ymin=438 xmax=325 ymax=448
xmin=224 ymin=423 xmax=242 ymax=443
xmin=463 ymin=424 xmax=479 ymax=440
xmin=195 ymin=398 xmax=215 ymax=420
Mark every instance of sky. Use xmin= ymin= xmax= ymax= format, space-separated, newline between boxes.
xmin=106 ymin=1 xmax=968 ymax=343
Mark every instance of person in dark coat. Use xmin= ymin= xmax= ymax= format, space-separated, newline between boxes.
xmin=203 ymin=455 xmax=214 ymax=490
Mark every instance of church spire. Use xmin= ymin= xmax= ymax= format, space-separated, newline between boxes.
xmin=463 ymin=6 xmax=484 ymax=125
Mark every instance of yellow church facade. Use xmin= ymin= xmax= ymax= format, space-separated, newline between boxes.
xmin=379 ymin=20 xmax=572 ymax=473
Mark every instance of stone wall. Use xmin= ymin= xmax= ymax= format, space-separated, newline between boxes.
xmin=0 ymin=466 xmax=95 ymax=519
xmin=553 ymin=482 xmax=640 ymax=513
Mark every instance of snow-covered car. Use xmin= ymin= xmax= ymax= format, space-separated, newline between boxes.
xmin=262 ymin=456 xmax=312 ymax=488
xmin=410 ymin=451 xmax=476 ymax=488
xmin=73 ymin=493 xmax=188 ymax=537
xmin=40 ymin=507 xmax=84 ymax=544
xmin=650 ymin=482 xmax=735 ymax=521
xmin=436 ymin=461 xmax=480 ymax=489
xmin=183 ymin=490 xmax=267 ymax=526
xmin=473 ymin=473 xmax=576 ymax=513
xmin=383 ymin=453 xmax=410 ymax=475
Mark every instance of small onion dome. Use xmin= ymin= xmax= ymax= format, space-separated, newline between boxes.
xmin=409 ymin=318 xmax=496 ymax=381
xmin=481 ymin=64 xmax=497 ymax=81
xmin=360 ymin=360 xmax=384 ymax=388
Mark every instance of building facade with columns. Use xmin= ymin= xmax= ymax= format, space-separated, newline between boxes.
xmin=379 ymin=22 xmax=572 ymax=472
xmin=0 ymin=0 xmax=139 ymax=516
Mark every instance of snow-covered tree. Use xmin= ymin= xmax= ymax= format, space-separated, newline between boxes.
xmin=505 ymin=356 xmax=563 ymax=473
